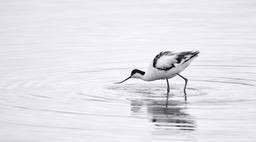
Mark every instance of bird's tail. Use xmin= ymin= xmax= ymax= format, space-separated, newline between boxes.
xmin=184 ymin=51 xmax=200 ymax=63
xmin=192 ymin=51 xmax=200 ymax=57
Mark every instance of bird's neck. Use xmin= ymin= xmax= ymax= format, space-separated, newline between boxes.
xmin=137 ymin=71 xmax=152 ymax=81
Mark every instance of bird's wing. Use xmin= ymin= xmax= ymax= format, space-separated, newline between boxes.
xmin=153 ymin=51 xmax=177 ymax=70
xmin=153 ymin=51 xmax=200 ymax=70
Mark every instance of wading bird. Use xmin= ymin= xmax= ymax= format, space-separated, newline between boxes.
xmin=116 ymin=51 xmax=199 ymax=105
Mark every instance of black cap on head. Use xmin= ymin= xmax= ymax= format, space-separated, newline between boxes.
xmin=131 ymin=69 xmax=145 ymax=76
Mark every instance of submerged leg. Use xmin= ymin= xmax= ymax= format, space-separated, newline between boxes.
xmin=177 ymin=74 xmax=188 ymax=101
xmin=166 ymin=79 xmax=170 ymax=106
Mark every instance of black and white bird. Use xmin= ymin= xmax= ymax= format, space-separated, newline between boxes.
xmin=116 ymin=51 xmax=200 ymax=104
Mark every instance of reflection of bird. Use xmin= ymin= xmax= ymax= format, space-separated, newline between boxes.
xmin=148 ymin=100 xmax=195 ymax=131
xmin=116 ymin=51 xmax=200 ymax=103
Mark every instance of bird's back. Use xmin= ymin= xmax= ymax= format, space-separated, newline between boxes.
xmin=144 ymin=51 xmax=199 ymax=80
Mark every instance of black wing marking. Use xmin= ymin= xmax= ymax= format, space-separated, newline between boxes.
xmin=153 ymin=51 xmax=200 ymax=71
xmin=153 ymin=51 xmax=176 ymax=71
xmin=156 ymin=64 xmax=176 ymax=71
xmin=153 ymin=51 xmax=168 ymax=68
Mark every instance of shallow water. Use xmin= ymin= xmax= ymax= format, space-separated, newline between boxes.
xmin=1 ymin=0 xmax=256 ymax=141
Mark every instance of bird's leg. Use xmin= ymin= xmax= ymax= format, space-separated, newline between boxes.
xmin=177 ymin=74 xmax=188 ymax=101
xmin=166 ymin=79 xmax=170 ymax=93
xmin=166 ymin=79 xmax=170 ymax=107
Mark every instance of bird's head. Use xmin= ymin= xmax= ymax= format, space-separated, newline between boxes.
xmin=115 ymin=69 xmax=145 ymax=84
